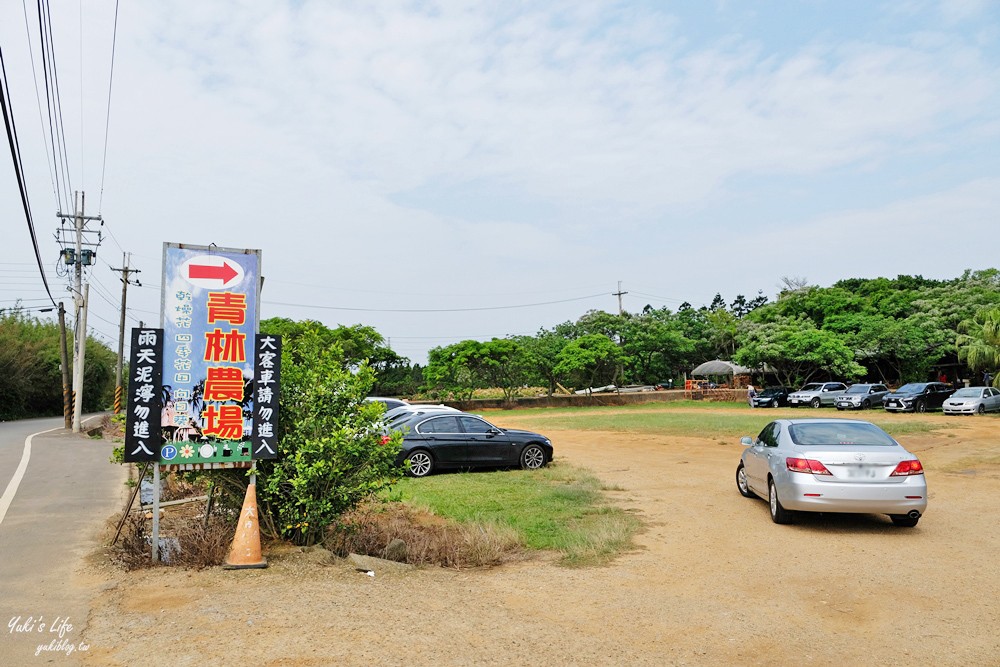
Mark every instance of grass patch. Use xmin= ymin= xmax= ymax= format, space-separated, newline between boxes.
xmin=486 ymin=404 xmax=940 ymax=440
xmin=388 ymin=463 xmax=641 ymax=567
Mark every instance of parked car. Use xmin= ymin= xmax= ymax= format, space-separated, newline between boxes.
xmin=364 ymin=396 xmax=408 ymax=411
xmin=882 ymin=382 xmax=954 ymax=413
xmin=835 ymin=383 xmax=890 ymax=410
xmin=390 ymin=410 xmax=553 ymax=477
xmin=787 ymin=382 xmax=848 ymax=408
xmin=736 ymin=418 xmax=927 ymax=526
xmin=942 ymin=386 xmax=1000 ymax=415
xmin=383 ymin=403 xmax=459 ymax=421
xmin=752 ymin=386 xmax=789 ymax=408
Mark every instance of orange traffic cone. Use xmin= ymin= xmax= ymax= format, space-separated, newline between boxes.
xmin=223 ymin=482 xmax=267 ymax=569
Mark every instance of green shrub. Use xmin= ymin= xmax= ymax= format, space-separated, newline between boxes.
xmin=255 ymin=327 xmax=402 ymax=546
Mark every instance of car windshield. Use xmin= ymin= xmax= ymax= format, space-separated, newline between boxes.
xmin=788 ymin=422 xmax=896 ymax=447
xmin=797 ymin=384 xmax=822 ymax=392
xmin=895 ymin=383 xmax=927 ymax=393
xmin=952 ymin=388 xmax=982 ymax=397
xmin=760 ymin=387 xmax=783 ymax=397
xmin=844 ymin=385 xmax=871 ymax=394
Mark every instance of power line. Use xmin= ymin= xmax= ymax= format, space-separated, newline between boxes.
xmin=630 ymin=290 xmax=685 ymax=304
xmin=263 ymin=292 xmax=608 ymax=314
xmin=20 ymin=0 xmax=60 ymax=212
xmin=36 ymin=0 xmax=74 ymax=207
xmin=0 ymin=46 xmax=56 ymax=307
xmin=266 ymin=278 xmax=610 ymax=299
xmin=97 ymin=0 xmax=120 ymax=214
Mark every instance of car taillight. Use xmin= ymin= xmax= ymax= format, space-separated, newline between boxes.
xmin=786 ymin=458 xmax=832 ymax=475
xmin=891 ymin=460 xmax=924 ymax=476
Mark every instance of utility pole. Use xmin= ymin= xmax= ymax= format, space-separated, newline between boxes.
xmin=111 ymin=253 xmax=141 ymax=414
xmin=613 ymin=280 xmax=628 ymax=315
xmin=611 ymin=281 xmax=628 ymax=388
xmin=56 ymin=190 xmax=102 ymax=433
xmin=58 ymin=303 xmax=71 ymax=429
xmin=73 ymin=283 xmax=89 ymax=432
xmin=72 ymin=192 xmax=85 ymax=433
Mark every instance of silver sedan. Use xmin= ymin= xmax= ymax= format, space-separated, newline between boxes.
xmin=943 ymin=386 xmax=1000 ymax=415
xmin=735 ymin=419 xmax=927 ymax=527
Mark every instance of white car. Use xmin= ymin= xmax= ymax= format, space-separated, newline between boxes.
xmin=942 ymin=386 xmax=1000 ymax=415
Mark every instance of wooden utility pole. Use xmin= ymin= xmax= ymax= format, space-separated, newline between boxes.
xmin=111 ymin=253 xmax=140 ymax=413
xmin=611 ymin=281 xmax=628 ymax=387
xmin=613 ymin=280 xmax=628 ymax=315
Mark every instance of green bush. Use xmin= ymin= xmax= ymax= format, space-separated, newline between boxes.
xmin=255 ymin=326 xmax=402 ymax=546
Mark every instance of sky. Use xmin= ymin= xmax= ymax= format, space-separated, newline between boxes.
xmin=2 ymin=0 xmax=999 ymax=366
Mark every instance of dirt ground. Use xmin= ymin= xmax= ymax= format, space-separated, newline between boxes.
xmin=76 ymin=409 xmax=1000 ymax=666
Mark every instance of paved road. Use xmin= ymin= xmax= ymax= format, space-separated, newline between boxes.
xmin=0 ymin=416 xmax=126 ymax=666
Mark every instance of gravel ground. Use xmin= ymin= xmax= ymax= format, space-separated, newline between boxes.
xmin=76 ymin=409 xmax=1000 ymax=667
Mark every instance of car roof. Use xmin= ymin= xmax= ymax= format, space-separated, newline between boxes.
xmin=393 ymin=409 xmax=469 ymax=426
xmin=776 ymin=418 xmax=877 ymax=426
xmin=384 ymin=404 xmax=458 ymax=418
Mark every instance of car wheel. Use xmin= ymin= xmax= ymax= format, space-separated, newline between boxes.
xmin=914 ymin=400 xmax=926 ymax=413
xmin=977 ymin=404 xmax=986 ymax=415
xmin=405 ymin=449 xmax=434 ymax=478
xmin=520 ymin=444 xmax=546 ymax=470
xmin=736 ymin=463 xmax=755 ymax=498
xmin=862 ymin=399 xmax=871 ymax=409
xmin=890 ymin=514 xmax=919 ymax=528
xmin=810 ymin=397 xmax=821 ymax=408
xmin=769 ymin=479 xmax=794 ymax=524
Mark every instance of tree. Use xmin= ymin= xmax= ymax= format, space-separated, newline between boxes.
xmin=514 ymin=331 xmax=569 ymax=396
xmin=0 ymin=308 xmax=116 ymax=419
xmin=734 ymin=316 xmax=865 ymax=387
xmin=554 ymin=334 xmax=622 ymax=389
xmin=957 ymin=307 xmax=1000 ymax=385
xmin=468 ymin=339 xmax=532 ymax=402
xmin=255 ymin=325 xmax=401 ymax=546
xmin=618 ymin=314 xmax=694 ymax=384
xmin=422 ymin=341 xmax=483 ymax=400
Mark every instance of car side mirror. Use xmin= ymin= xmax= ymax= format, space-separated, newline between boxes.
xmin=740 ymin=436 xmax=753 ymax=447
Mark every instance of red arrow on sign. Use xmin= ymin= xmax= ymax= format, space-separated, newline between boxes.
xmin=188 ymin=261 xmax=238 ymax=284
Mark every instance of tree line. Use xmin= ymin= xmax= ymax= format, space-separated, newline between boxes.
xmin=6 ymin=269 xmax=1000 ymax=420
xmin=0 ymin=308 xmax=117 ymax=420
xmin=420 ymin=270 xmax=1000 ymax=398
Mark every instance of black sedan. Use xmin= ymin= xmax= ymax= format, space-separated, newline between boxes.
xmin=391 ymin=410 xmax=553 ymax=477
xmin=752 ymin=386 xmax=789 ymax=408
xmin=883 ymin=382 xmax=954 ymax=413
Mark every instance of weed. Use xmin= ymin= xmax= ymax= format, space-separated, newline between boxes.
xmin=328 ymin=501 xmax=522 ymax=568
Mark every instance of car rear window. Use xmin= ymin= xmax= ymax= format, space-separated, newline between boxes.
xmin=788 ymin=422 xmax=896 ymax=447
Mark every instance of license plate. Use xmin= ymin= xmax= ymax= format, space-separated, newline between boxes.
xmin=843 ymin=465 xmax=878 ymax=479
xmin=887 ymin=400 xmax=899 ymax=407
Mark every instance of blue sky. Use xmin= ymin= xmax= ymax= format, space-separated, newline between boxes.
xmin=2 ymin=1 xmax=999 ymax=365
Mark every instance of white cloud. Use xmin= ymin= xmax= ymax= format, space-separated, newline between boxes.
xmin=2 ymin=1 xmax=999 ymax=362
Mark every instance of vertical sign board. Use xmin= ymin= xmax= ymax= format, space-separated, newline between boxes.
xmin=252 ymin=334 xmax=281 ymax=459
xmin=159 ymin=244 xmax=262 ymax=469
xmin=123 ymin=328 xmax=163 ymax=462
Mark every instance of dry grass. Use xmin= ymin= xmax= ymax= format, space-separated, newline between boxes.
xmin=110 ymin=513 xmax=155 ymax=571
xmin=109 ymin=502 xmax=236 ymax=570
xmin=327 ymin=501 xmax=524 ymax=569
